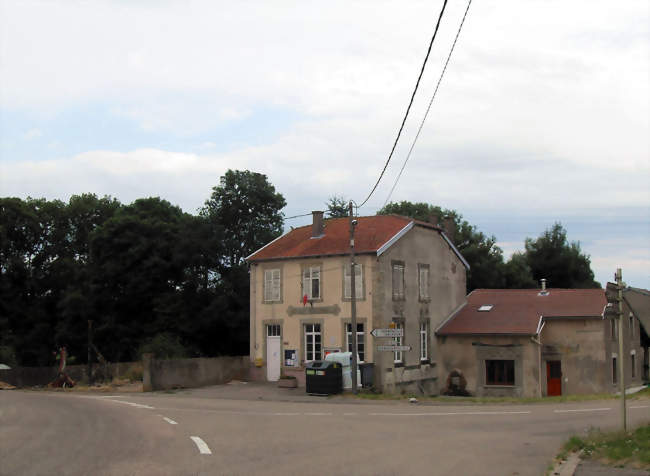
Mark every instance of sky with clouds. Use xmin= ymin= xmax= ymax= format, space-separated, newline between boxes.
xmin=1 ymin=0 xmax=648 ymax=288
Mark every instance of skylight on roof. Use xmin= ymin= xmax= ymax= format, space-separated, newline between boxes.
xmin=478 ymin=305 xmax=493 ymax=312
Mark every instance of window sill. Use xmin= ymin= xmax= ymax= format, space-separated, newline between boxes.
xmin=263 ymin=300 xmax=283 ymax=304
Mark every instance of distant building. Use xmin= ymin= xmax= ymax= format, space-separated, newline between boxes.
xmin=246 ymin=211 xmax=468 ymax=393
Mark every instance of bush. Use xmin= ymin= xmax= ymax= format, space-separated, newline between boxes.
xmin=139 ymin=333 xmax=189 ymax=360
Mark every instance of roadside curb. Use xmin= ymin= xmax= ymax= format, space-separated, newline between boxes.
xmin=551 ymin=452 xmax=581 ymax=476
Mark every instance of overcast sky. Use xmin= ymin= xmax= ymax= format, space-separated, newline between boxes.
xmin=1 ymin=0 xmax=648 ymax=288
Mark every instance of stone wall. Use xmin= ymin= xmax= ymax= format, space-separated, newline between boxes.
xmin=142 ymin=354 xmax=249 ymax=391
xmin=0 ymin=361 xmax=141 ymax=387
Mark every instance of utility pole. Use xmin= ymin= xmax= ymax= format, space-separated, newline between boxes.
xmin=616 ymin=268 xmax=626 ymax=432
xmin=349 ymin=201 xmax=358 ymax=394
xmin=87 ymin=320 xmax=93 ymax=386
xmin=605 ymin=269 xmax=626 ymax=431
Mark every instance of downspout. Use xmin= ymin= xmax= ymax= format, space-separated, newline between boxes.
xmin=531 ymin=317 xmax=545 ymax=397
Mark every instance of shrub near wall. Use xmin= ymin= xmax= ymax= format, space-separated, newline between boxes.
xmin=0 ymin=361 xmax=142 ymax=387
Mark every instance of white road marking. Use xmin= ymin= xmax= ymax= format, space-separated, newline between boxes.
xmin=108 ymin=399 xmax=155 ymax=410
xmin=190 ymin=436 xmax=212 ymax=455
xmin=162 ymin=416 xmax=178 ymax=425
xmin=369 ymin=411 xmax=532 ymax=416
xmin=304 ymin=412 xmax=333 ymax=416
xmin=553 ymin=408 xmax=611 ymax=413
xmin=630 ymin=405 xmax=648 ymax=409
xmin=272 ymin=412 xmax=300 ymax=416
xmin=343 ymin=412 xmax=358 ymax=416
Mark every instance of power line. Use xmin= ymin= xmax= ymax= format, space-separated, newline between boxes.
xmin=383 ymin=0 xmax=474 ymax=207
xmin=357 ymin=0 xmax=449 ymax=209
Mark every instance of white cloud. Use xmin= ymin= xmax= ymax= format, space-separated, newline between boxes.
xmin=21 ymin=128 xmax=42 ymax=140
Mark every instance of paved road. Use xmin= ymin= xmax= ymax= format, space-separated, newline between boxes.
xmin=1 ymin=389 xmax=648 ymax=476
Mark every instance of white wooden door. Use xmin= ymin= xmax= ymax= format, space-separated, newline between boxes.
xmin=266 ymin=325 xmax=281 ymax=381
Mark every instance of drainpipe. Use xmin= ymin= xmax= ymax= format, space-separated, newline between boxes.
xmin=531 ymin=317 xmax=545 ymax=398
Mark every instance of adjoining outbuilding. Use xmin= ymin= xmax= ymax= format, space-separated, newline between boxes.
xmin=436 ymin=284 xmax=645 ymax=397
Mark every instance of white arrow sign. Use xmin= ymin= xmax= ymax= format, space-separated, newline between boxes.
xmin=376 ymin=345 xmax=411 ymax=352
xmin=371 ymin=328 xmax=404 ymax=338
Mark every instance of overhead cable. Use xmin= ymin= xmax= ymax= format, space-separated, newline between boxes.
xmin=357 ymin=0 xmax=449 ymax=209
xmin=383 ymin=0 xmax=474 ymax=207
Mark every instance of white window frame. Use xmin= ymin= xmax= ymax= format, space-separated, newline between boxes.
xmin=304 ymin=323 xmax=322 ymax=362
xmin=302 ymin=266 xmax=321 ymax=300
xmin=392 ymin=263 xmax=405 ymax=300
xmin=393 ymin=321 xmax=404 ymax=363
xmin=267 ymin=324 xmax=281 ymax=337
xmin=345 ymin=322 xmax=365 ymax=363
xmin=420 ymin=321 xmax=429 ymax=361
xmin=264 ymin=269 xmax=281 ymax=302
xmin=418 ymin=265 xmax=429 ymax=300
xmin=344 ymin=263 xmax=363 ymax=299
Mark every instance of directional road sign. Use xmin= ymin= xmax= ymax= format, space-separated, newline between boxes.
xmin=371 ymin=328 xmax=404 ymax=338
xmin=376 ymin=345 xmax=411 ymax=352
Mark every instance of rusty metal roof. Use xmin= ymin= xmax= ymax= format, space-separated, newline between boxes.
xmin=436 ymin=288 xmax=607 ymax=336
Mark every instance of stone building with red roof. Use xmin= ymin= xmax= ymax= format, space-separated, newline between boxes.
xmin=246 ymin=211 xmax=469 ymax=393
xmin=436 ymin=285 xmax=645 ymax=397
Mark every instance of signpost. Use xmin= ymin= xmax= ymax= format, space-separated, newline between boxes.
xmin=371 ymin=328 xmax=404 ymax=338
xmin=376 ymin=345 xmax=411 ymax=352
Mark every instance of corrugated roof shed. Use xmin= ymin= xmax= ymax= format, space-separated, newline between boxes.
xmin=437 ymin=288 xmax=606 ymax=336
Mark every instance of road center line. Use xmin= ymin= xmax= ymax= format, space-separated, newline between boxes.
xmin=553 ymin=408 xmax=611 ymax=413
xmin=368 ymin=411 xmax=531 ymax=416
xmin=107 ymin=399 xmax=155 ymax=410
xmin=190 ymin=436 xmax=212 ymax=455
xmin=272 ymin=412 xmax=300 ymax=416
xmin=630 ymin=405 xmax=648 ymax=409
xmin=304 ymin=412 xmax=333 ymax=416
xmin=162 ymin=416 xmax=178 ymax=425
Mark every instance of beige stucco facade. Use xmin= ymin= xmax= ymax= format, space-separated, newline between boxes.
xmin=249 ymin=224 xmax=467 ymax=394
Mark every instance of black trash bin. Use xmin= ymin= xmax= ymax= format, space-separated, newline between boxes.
xmin=359 ymin=363 xmax=375 ymax=388
xmin=305 ymin=361 xmax=343 ymax=395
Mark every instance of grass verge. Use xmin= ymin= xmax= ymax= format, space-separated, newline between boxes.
xmin=561 ymin=424 xmax=650 ymax=470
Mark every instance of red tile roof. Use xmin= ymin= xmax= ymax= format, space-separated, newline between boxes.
xmin=247 ymin=215 xmax=438 ymax=262
xmin=436 ymin=288 xmax=607 ymax=336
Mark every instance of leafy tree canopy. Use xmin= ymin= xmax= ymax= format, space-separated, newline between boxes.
xmin=325 ymin=195 xmax=349 ymax=218
xmin=524 ymin=222 xmax=600 ymax=289
xmin=201 ymin=170 xmax=286 ymax=268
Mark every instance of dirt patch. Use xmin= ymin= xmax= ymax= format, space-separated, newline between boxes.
xmin=0 ymin=381 xmax=17 ymax=390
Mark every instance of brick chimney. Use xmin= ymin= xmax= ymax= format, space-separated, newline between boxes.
xmin=442 ymin=216 xmax=456 ymax=240
xmin=312 ymin=211 xmax=324 ymax=238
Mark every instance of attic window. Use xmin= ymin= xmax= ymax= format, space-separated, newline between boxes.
xmin=478 ymin=305 xmax=493 ymax=312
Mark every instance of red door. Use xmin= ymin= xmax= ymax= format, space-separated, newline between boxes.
xmin=547 ymin=361 xmax=562 ymax=396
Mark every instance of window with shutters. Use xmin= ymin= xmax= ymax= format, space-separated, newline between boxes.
xmin=420 ymin=321 xmax=429 ymax=361
xmin=302 ymin=266 xmax=321 ymax=300
xmin=392 ymin=262 xmax=405 ymax=300
xmin=304 ymin=323 xmax=322 ymax=362
xmin=263 ymin=269 xmax=281 ymax=302
xmin=344 ymin=263 xmax=363 ymax=300
xmin=345 ymin=323 xmax=365 ymax=363
xmin=393 ymin=320 xmax=404 ymax=364
xmin=418 ymin=264 xmax=430 ymax=301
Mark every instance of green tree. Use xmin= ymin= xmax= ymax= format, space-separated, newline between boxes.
xmin=502 ymin=252 xmax=537 ymax=288
xmin=201 ymin=170 xmax=286 ymax=268
xmin=325 ymin=195 xmax=349 ymax=218
xmin=524 ymin=223 xmax=600 ymax=288
xmin=89 ymin=197 xmax=189 ymax=361
xmin=378 ymin=201 xmax=506 ymax=291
